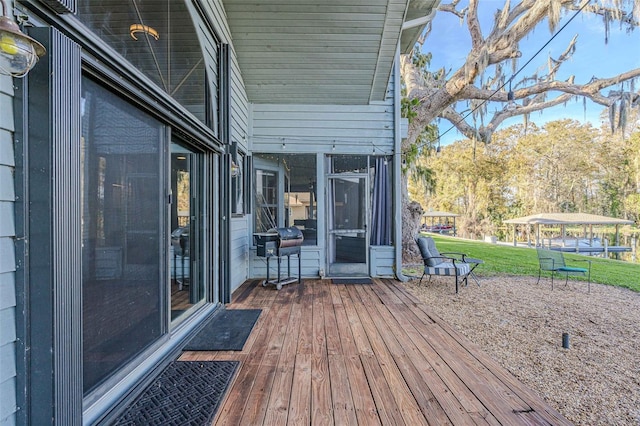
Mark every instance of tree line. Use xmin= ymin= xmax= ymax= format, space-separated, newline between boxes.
xmin=410 ymin=117 xmax=640 ymax=240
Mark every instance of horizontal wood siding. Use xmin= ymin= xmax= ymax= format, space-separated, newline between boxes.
xmin=250 ymin=73 xmax=396 ymax=154
xmin=370 ymin=246 xmax=395 ymax=277
xmin=250 ymin=247 xmax=321 ymax=280
xmin=196 ymin=0 xmax=250 ymax=154
xmin=230 ymin=54 xmax=249 ymax=153
xmin=0 ymin=75 xmax=16 ymax=425
xmin=230 ymin=217 xmax=250 ymax=293
xmin=197 ymin=0 xmax=251 ymax=296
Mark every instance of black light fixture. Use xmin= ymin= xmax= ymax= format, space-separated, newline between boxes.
xmin=0 ymin=0 xmax=45 ymax=77
xmin=506 ymin=80 xmax=517 ymax=111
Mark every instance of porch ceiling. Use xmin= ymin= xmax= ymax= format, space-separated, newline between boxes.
xmin=222 ymin=0 xmax=439 ymax=105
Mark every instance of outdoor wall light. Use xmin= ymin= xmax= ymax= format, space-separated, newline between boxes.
xmin=231 ymin=160 xmax=240 ymax=178
xmin=0 ymin=0 xmax=45 ymax=77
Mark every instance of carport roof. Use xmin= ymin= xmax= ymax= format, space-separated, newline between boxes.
xmin=504 ymin=213 xmax=634 ymax=226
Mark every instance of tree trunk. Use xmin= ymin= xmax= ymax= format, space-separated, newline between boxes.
xmin=401 ymin=170 xmax=423 ymax=262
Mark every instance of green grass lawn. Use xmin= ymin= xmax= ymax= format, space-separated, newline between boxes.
xmin=416 ymin=234 xmax=640 ymax=292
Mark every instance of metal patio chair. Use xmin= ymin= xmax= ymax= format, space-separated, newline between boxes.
xmin=415 ymin=236 xmax=482 ymax=294
xmin=536 ymin=247 xmax=591 ymax=292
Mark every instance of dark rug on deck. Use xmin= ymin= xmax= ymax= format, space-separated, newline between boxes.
xmin=183 ymin=309 xmax=262 ymax=351
xmin=332 ymin=278 xmax=373 ymax=284
xmin=113 ymin=360 xmax=238 ymax=426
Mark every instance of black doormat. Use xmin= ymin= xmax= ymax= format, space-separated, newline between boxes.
xmin=183 ymin=309 xmax=262 ymax=351
xmin=332 ymin=278 xmax=373 ymax=284
xmin=114 ymin=360 xmax=238 ymax=425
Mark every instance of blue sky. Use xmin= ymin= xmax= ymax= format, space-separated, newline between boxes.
xmin=423 ymin=1 xmax=640 ymax=145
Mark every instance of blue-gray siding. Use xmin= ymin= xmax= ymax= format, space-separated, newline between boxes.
xmin=247 ymin=74 xmax=397 ymax=278
xmin=0 ymin=75 xmax=16 ymax=425
xmin=370 ymin=246 xmax=396 ymax=277
xmin=197 ymin=0 xmax=250 ymax=293
xmin=230 ymin=217 xmax=250 ymax=293
xmin=249 ymin=74 xmax=396 ymax=154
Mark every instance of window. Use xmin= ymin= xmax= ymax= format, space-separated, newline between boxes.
xmin=254 ymin=154 xmax=317 ymax=245
xmin=77 ymin=0 xmax=210 ymax=127
xmin=170 ymin=142 xmax=205 ymax=321
xmin=254 ymin=169 xmax=278 ymax=232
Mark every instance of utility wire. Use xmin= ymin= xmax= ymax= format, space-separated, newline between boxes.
xmin=407 ymin=0 xmax=592 ymax=154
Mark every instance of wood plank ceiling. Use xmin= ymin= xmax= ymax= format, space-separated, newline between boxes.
xmin=222 ymin=0 xmax=439 ymax=105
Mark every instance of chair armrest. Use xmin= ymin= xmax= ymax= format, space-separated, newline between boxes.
xmin=423 ymin=255 xmax=458 ymax=265
xmin=571 ymin=258 xmax=592 ymax=270
xmin=440 ymin=251 xmax=467 ymax=261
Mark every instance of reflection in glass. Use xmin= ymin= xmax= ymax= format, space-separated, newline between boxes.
xmin=77 ymin=0 xmax=209 ymax=126
xmin=255 ymin=154 xmax=317 ymax=244
xmin=255 ymin=169 xmax=278 ymax=232
xmin=81 ymin=77 xmax=163 ymax=394
xmin=170 ymin=143 xmax=204 ymax=321
xmin=232 ymin=153 xmax=244 ymax=214
xmin=330 ymin=155 xmax=368 ymax=174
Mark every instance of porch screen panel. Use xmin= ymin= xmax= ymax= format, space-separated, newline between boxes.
xmin=81 ymin=77 xmax=164 ymax=394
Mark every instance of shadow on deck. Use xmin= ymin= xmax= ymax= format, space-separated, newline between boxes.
xmin=180 ymin=278 xmax=571 ymax=425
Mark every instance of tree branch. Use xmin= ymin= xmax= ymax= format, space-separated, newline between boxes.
xmin=466 ymin=0 xmax=483 ymax=49
xmin=484 ymin=93 xmax=574 ymax=136
xmin=437 ymin=0 xmax=466 ymax=19
xmin=458 ymin=68 xmax=640 ymax=106
xmin=438 ymin=106 xmax=487 ymax=141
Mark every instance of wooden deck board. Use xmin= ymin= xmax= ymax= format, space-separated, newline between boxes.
xmin=180 ymin=278 xmax=571 ymax=425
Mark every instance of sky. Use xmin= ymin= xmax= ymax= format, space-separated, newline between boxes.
xmin=422 ymin=0 xmax=640 ymax=145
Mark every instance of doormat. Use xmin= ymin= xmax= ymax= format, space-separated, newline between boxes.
xmin=183 ymin=309 xmax=262 ymax=351
xmin=113 ymin=360 xmax=238 ymax=425
xmin=332 ymin=278 xmax=373 ymax=284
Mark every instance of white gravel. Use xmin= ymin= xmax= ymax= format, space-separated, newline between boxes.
xmin=403 ymin=274 xmax=640 ymax=426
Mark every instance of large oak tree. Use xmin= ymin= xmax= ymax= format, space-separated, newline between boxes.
xmin=400 ymin=0 xmax=640 ymax=260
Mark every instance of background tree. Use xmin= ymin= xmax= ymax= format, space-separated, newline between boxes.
xmin=421 ymin=118 xmax=640 ymax=240
xmin=400 ymin=0 xmax=640 ymax=259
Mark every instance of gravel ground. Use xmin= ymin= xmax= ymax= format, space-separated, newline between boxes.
xmin=403 ymin=274 xmax=640 ymax=426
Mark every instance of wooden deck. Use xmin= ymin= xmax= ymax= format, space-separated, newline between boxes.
xmin=180 ymin=278 xmax=571 ymax=425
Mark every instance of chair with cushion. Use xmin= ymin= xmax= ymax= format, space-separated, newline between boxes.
xmin=415 ymin=236 xmax=479 ymax=294
xmin=536 ymin=248 xmax=591 ymax=292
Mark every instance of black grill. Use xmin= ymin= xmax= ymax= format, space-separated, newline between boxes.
xmin=254 ymin=227 xmax=303 ymax=289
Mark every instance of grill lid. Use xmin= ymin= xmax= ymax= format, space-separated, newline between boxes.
xmin=268 ymin=226 xmax=304 ymax=247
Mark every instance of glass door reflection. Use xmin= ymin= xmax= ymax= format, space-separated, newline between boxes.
xmin=170 ymin=142 xmax=203 ymax=322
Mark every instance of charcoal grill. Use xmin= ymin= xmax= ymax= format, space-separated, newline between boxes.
xmin=254 ymin=226 xmax=303 ymax=289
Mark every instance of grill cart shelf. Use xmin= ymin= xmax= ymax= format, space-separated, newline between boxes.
xmin=254 ymin=227 xmax=303 ymax=290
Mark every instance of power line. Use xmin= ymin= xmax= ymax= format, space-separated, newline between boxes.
xmin=407 ymin=0 xmax=592 ymax=154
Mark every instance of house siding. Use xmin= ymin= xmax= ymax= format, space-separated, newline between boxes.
xmin=248 ymin=73 xmax=397 ymax=278
xmin=195 ymin=0 xmax=250 ymax=153
xmin=249 ymin=72 xmax=395 ymax=155
xmin=250 ymin=247 xmax=322 ymax=281
xmin=0 ymin=73 xmax=16 ymax=425
xmin=230 ymin=216 xmax=249 ymax=293
xmin=197 ymin=0 xmax=250 ymax=294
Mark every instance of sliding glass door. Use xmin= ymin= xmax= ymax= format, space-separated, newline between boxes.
xmin=81 ymin=77 xmax=208 ymax=396
xmin=81 ymin=77 xmax=165 ymax=394
xmin=170 ymin=142 xmax=205 ymax=322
